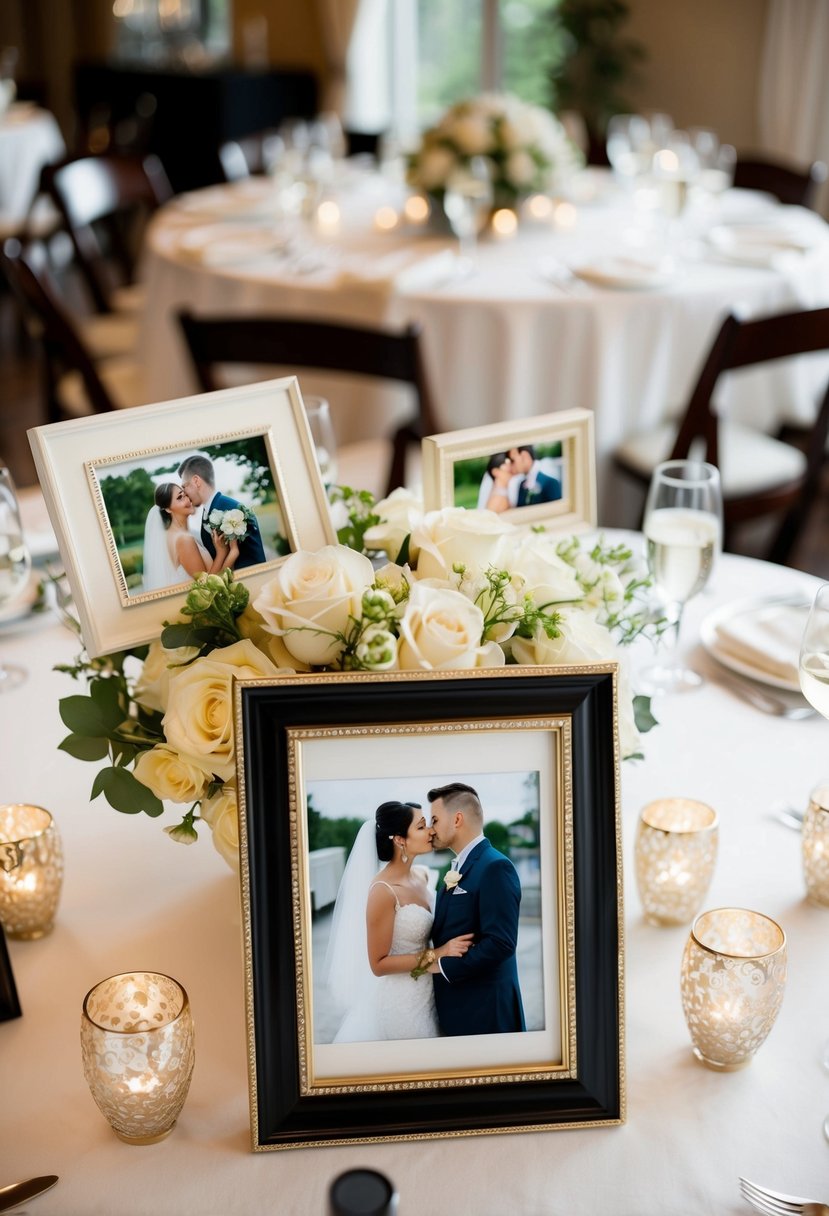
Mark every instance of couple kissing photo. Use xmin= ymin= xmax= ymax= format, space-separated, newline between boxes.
xmin=311 ymin=773 xmax=546 ymax=1056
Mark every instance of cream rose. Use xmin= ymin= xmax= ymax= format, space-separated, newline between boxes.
xmin=133 ymin=744 xmax=210 ymax=803
xmin=510 ymin=609 xmax=640 ymax=756
xmin=236 ymin=604 xmax=306 ymax=672
xmin=397 ymin=582 xmax=503 ymax=670
xmin=410 ymin=508 xmax=511 ymax=582
xmin=252 ymin=546 xmax=375 ymax=666
xmin=133 ymin=640 xmax=200 ymax=714
xmin=510 ymin=533 xmax=584 ymax=605
xmin=162 ymin=638 xmax=282 ymax=782
xmin=200 ymin=786 xmax=239 ymax=871
xmin=363 ymin=488 xmax=424 ymax=559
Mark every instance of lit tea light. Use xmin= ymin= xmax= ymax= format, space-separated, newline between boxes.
xmin=491 ymin=208 xmax=518 ymax=237
xmin=654 ymin=148 xmax=680 ymax=175
xmin=403 ymin=193 xmax=430 ymax=225
xmin=374 ymin=205 xmax=399 ymax=232
xmin=0 ymin=804 xmax=63 ymax=940
xmin=553 ymin=201 xmax=578 ymax=229
xmin=526 ymin=193 xmax=554 ymax=221
xmin=316 ymin=200 xmax=341 ymax=233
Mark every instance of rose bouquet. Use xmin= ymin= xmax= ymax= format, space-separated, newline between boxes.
xmin=207 ymin=505 xmax=255 ymax=542
xmin=406 ymin=93 xmax=583 ymax=206
xmin=56 ymin=489 xmax=659 ymax=869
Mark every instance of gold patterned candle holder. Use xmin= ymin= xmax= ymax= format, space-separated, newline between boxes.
xmin=81 ymin=971 xmax=195 ymax=1144
xmin=803 ymin=781 xmax=829 ymax=907
xmin=634 ymin=798 xmax=718 ymax=926
xmin=0 ymin=804 xmax=63 ymax=940
xmin=680 ymin=907 xmax=787 ymax=1071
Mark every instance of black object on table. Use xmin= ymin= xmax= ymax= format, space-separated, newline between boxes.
xmin=328 ymin=1169 xmax=398 ymax=1215
xmin=0 ymin=924 xmax=22 ymax=1021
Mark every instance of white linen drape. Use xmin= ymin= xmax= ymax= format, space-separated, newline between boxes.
xmin=758 ymin=0 xmax=829 ymax=215
xmin=314 ymin=0 xmax=362 ymax=115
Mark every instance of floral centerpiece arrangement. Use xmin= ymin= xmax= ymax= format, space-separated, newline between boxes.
xmin=406 ymin=92 xmax=584 ymax=208
xmin=56 ymin=489 xmax=659 ymax=869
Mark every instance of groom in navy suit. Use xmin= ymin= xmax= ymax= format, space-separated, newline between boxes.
xmin=178 ymin=453 xmax=266 ymax=570
xmin=509 ymin=445 xmax=562 ymax=507
xmin=428 ymin=782 xmax=526 ymax=1036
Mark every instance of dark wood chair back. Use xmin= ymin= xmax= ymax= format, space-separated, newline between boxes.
xmin=177 ymin=312 xmax=439 ymax=495
xmin=620 ymin=306 xmax=829 ymax=564
xmin=43 ymin=153 xmax=173 ymax=312
xmin=733 ymin=155 xmax=828 ymax=209
xmin=1 ymin=238 xmax=116 ymax=419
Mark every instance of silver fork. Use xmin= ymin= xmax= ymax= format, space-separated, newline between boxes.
xmin=739 ymin=1176 xmax=829 ymax=1216
xmin=717 ymin=672 xmax=815 ymax=720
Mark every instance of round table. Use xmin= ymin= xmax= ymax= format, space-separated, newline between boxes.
xmin=2 ymin=536 xmax=828 ymax=1214
xmin=137 ymin=168 xmax=829 ymax=522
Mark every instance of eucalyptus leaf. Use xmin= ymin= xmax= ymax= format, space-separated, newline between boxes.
xmin=633 ymin=695 xmax=658 ymax=734
xmin=91 ymin=767 xmax=164 ymax=817
xmin=394 ymin=534 xmax=411 ymax=567
xmin=60 ymin=695 xmax=111 ymax=737
xmin=58 ymin=733 xmax=109 ymax=762
xmin=90 ymin=676 xmax=127 ymax=728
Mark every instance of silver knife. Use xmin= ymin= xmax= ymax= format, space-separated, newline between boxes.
xmin=0 ymin=1176 xmax=59 ymax=1212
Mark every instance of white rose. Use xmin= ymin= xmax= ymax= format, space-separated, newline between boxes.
xmin=236 ymin=604 xmax=306 ymax=672
xmin=252 ymin=546 xmax=375 ymax=666
xmin=364 ymin=487 xmax=424 ymax=559
xmin=410 ymin=508 xmax=512 ymax=582
xmin=397 ymin=582 xmax=504 ymax=670
xmin=510 ymin=533 xmax=584 ymax=605
xmin=220 ymin=508 xmax=247 ymax=537
xmin=506 ymin=149 xmax=538 ymax=188
xmin=510 ymin=609 xmax=640 ymax=756
xmin=200 ymin=786 xmax=239 ymax=871
xmin=133 ymin=744 xmax=210 ymax=803
xmin=163 ymin=639 xmax=282 ymax=781
xmin=415 ymin=146 xmax=457 ymax=191
xmin=133 ymin=640 xmax=200 ymax=714
xmin=448 ymin=113 xmax=493 ymax=156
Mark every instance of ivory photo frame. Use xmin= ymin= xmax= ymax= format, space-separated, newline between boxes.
xmin=28 ymin=377 xmax=334 ymax=658
xmin=422 ymin=409 xmax=596 ymax=531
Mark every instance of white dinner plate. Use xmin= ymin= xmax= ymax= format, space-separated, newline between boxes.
xmin=699 ymin=595 xmax=811 ymax=693
xmin=570 ymin=255 xmax=677 ymax=290
xmin=176 ymin=223 xmax=288 ymax=266
xmin=707 ymin=222 xmax=817 ymax=265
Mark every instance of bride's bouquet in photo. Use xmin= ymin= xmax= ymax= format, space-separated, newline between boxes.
xmin=54 ymin=488 xmax=660 ymax=868
xmin=207 ymin=504 xmax=255 ymax=541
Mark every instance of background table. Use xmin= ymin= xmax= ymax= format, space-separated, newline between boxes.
xmin=2 ymin=538 xmax=827 ymax=1214
xmin=137 ymin=170 xmax=829 ymax=522
xmin=0 ymin=103 xmax=64 ymax=232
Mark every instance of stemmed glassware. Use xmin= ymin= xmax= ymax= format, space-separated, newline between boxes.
xmin=443 ymin=156 xmax=493 ymax=268
xmin=303 ymin=395 xmax=338 ymax=487
xmin=0 ymin=463 xmax=31 ymax=691
xmin=640 ymin=459 xmax=723 ymax=695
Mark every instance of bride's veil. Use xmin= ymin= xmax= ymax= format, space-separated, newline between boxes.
xmin=142 ymin=504 xmax=177 ymax=591
xmin=323 ymin=819 xmax=380 ymax=1017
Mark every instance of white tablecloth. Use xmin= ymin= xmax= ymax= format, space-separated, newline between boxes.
xmin=137 ymin=170 xmax=829 ymax=523
xmin=0 ymin=103 xmax=64 ymax=230
xmin=2 ymin=539 xmax=828 ymax=1214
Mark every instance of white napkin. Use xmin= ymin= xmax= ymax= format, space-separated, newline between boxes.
xmin=714 ymin=601 xmax=810 ymax=683
xmin=176 ymin=224 xmax=286 ymax=266
xmin=570 ymin=254 xmax=676 ymax=289
xmin=333 ymin=248 xmax=462 ymax=295
xmin=707 ymin=219 xmax=822 ymax=266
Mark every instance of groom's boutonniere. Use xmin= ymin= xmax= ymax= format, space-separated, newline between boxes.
xmin=443 ymin=869 xmax=462 ymax=890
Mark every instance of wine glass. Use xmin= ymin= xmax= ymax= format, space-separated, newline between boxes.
xmin=640 ymin=459 xmax=723 ymax=695
xmin=303 ymin=395 xmax=338 ymax=487
xmin=606 ymin=113 xmax=652 ymax=183
xmin=0 ymin=463 xmax=32 ymax=691
xmin=443 ymin=156 xmax=493 ymax=267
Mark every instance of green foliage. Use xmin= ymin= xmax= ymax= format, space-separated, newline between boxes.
xmin=484 ymin=820 xmax=511 ymax=857
xmin=330 ymin=485 xmax=381 ymax=554
xmin=307 ymin=796 xmax=364 ymax=856
xmin=549 ymin=0 xmax=646 ymax=136
xmin=201 ymin=438 xmax=277 ymax=502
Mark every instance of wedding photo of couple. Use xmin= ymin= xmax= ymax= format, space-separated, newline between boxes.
xmin=94 ymin=437 xmax=289 ymax=599
xmin=448 ymin=439 xmax=566 ymax=514
xmin=313 ymin=777 xmax=544 ymax=1050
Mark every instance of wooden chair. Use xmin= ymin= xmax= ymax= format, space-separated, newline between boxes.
xmin=177 ymin=312 xmax=439 ymax=496
xmin=613 ymin=306 xmax=829 ymax=565
xmin=1 ymin=238 xmax=149 ymax=421
xmin=733 ymin=155 xmax=828 ymax=209
xmin=42 ymin=153 xmax=173 ymax=314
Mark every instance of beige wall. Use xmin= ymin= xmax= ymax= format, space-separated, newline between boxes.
xmin=232 ymin=0 xmax=325 ymax=76
xmin=626 ymin=0 xmax=768 ymax=150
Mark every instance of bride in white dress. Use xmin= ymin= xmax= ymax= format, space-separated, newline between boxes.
xmin=142 ymin=482 xmax=239 ymax=591
xmin=324 ymin=801 xmax=473 ymax=1043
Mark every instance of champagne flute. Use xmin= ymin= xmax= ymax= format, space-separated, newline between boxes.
xmin=443 ymin=156 xmax=493 ymax=268
xmin=303 ymin=395 xmax=338 ymax=487
xmin=640 ymin=459 xmax=722 ymax=695
xmin=0 ymin=464 xmax=32 ymax=691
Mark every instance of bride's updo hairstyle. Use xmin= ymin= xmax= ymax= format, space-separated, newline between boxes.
xmin=375 ymin=800 xmax=421 ymax=861
xmin=154 ymin=482 xmax=178 ymax=530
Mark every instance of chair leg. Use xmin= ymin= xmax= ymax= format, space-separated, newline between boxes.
xmin=385 ymin=425 xmax=413 ymax=498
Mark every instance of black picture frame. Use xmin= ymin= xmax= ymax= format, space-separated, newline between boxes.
xmin=0 ymin=924 xmax=22 ymax=1022
xmin=236 ymin=664 xmax=624 ymax=1151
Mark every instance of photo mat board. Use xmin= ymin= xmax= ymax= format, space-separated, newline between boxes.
xmin=28 ymin=377 xmax=334 ymax=657
xmin=236 ymin=664 xmax=624 ymax=1151
xmin=421 ymin=409 xmax=597 ymax=532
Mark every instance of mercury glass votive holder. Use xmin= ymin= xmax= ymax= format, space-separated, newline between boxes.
xmin=680 ymin=907 xmax=787 ymax=1070
xmin=803 ymin=781 xmax=829 ymax=906
xmin=81 ymin=971 xmax=195 ymax=1144
xmin=634 ymin=798 xmax=718 ymax=926
xmin=0 ymin=804 xmax=63 ymax=940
